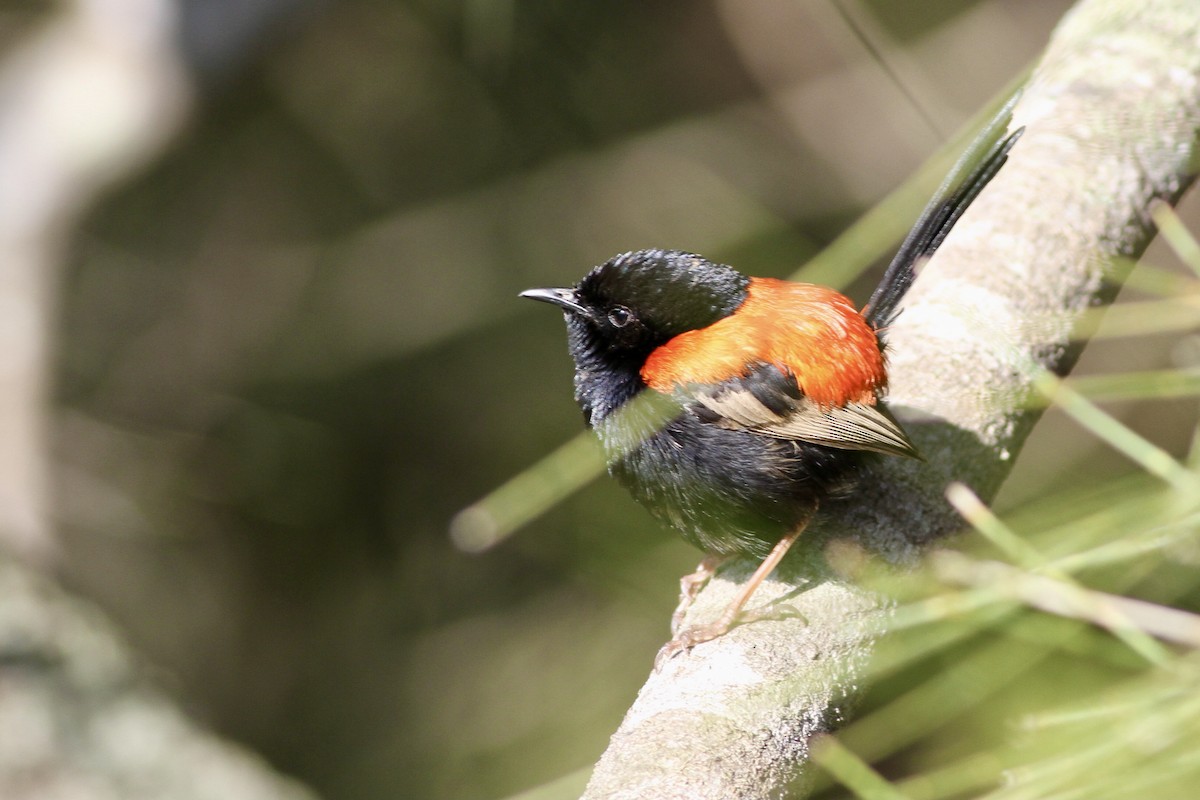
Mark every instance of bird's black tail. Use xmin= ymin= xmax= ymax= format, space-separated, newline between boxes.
xmin=863 ymin=94 xmax=1025 ymax=331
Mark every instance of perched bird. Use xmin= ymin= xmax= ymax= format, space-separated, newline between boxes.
xmin=522 ymin=103 xmax=1022 ymax=662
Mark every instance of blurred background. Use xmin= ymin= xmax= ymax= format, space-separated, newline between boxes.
xmin=4 ymin=1 xmax=1200 ymax=799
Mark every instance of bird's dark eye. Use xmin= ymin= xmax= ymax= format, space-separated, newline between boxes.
xmin=607 ymin=306 xmax=634 ymax=328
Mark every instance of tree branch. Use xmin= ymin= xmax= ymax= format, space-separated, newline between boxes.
xmin=0 ymin=555 xmax=316 ymax=800
xmin=0 ymin=0 xmax=189 ymax=559
xmin=581 ymin=1 xmax=1200 ymax=797
xmin=0 ymin=5 xmax=316 ymax=797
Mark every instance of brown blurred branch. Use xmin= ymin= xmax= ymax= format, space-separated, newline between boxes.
xmin=0 ymin=0 xmax=189 ymax=559
xmin=0 ymin=4 xmax=314 ymax=798
xmin=581 ymin=1 xmax=1200 ymax=797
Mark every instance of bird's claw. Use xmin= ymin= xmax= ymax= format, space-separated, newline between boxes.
xmin=655 ymin=604 xmax=808 ymax=671
xmin=670 ymin=555 xmax=727 ymax=637
xmin=653 ymin=621 xmax=730 ymax=671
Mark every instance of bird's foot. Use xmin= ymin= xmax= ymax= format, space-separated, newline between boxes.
xmin=658 ymin=523 xmax=811 ymax=671
xmin=654 ymin=603 xmax=808 ymax=670
xmin=655 ymin=618 xmax=734 ymax=670
xmin=670 ymin=555 xmax=728 ymax=636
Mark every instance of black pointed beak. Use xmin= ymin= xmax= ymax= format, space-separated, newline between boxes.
xmin=519 ymin=286 xmax=589 ymax=316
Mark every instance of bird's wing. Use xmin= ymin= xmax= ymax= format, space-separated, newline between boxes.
xmin=683 ymin=362 xmax=920 ymax=459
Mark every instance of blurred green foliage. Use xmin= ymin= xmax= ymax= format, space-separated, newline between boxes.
xmin=40 ymin=1 xmax=1200 ymax=799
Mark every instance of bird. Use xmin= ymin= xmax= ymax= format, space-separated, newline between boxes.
xmin=521 ymin=101 xmax=1023 ymax=663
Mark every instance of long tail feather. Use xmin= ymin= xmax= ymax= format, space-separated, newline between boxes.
xmin=864 ymin=94 xmax=1025 ymax=330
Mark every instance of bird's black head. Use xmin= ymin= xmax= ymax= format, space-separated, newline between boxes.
xmin=521 ymin=249 xmax=750 ymax=425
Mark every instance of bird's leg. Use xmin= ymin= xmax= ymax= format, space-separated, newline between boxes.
xmin=671 ymin=554 xmax=729 ymax=636
xmin=656 ymin=513 xmax=811 ymax=668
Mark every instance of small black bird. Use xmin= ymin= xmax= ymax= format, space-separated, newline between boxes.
xmin=523 ymin=102 xmax=1022 ymax=661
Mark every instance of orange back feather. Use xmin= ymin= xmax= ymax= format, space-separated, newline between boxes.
xmin=641 ymin=277 xmax=885 ymax=407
